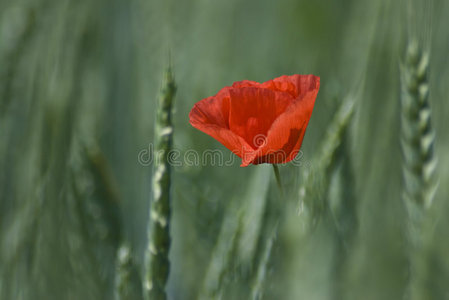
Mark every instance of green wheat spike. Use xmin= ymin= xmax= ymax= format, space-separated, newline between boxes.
xmin=400 ymin=40 xmax=438 ymax=300
xmin=401 ymin=41 xmax=437 ymax=209
xmin=115 ymin=243 xmax=143 ymax=300
xmin=298 ymin=99 xmax=355 ymax=227
xmin=144 ymin=64 xmax=176 ymax=300
xmin=115 ymin=244 xmax=133 ymax=300
xmin=298 ymin=98 xmax=356 ymax=300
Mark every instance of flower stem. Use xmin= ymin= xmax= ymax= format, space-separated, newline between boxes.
xmin=272 ymin=164 xmax=283 ymax=196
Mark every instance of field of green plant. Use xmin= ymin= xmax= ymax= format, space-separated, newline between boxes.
xmin=1 ymin=0 xmax=448 ymax=299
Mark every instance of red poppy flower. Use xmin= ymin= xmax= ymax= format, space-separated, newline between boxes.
xmin=189 ymin=74 xmax=320 ymax=167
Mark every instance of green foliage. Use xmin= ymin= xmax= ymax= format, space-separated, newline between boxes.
xmin=1 ymin=0 xmax=449 ymax=300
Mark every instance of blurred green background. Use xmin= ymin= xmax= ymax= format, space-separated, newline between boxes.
xmin=1 ymin=0 xmax=448 ymax=299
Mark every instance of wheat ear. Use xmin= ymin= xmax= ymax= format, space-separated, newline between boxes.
xmin=144 ymin=65 xmax=176 ymax=300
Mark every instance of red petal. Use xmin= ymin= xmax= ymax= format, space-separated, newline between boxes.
xmin=241 ymin=75 xmax=320 ymax=166
xmin=189 ymin=87 xmax=254 ymax=158
xmin=190 ymin=74 xmax=320 ymax=167
xmin=228 ymin=87 xmax=293 ymax=149
xmin=189 ymin=87 xmax=231 ymax=129
xmin=232 ymin=80 xmax=260 ymax=89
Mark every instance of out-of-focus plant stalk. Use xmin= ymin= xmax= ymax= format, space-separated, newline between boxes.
xmin=115 ymin=243 xmax=142 ymax=300
xmin=272 ymin=164 xmax=283 ymax=196
xmin=198 ymin=209 xmax=243 ymax=300
xmin=0 ymin=6 xmax=35 ymax=117
xmin=400 ymin=41 xmax=437 ymax=300
xmin=250 ymin=223 xmax=277 ymax=300
xmin=328 ymin=133 xmax=357 ymax=300
xmin=199 ymin=166 xmax=271 ymax=300
xmin=85 ymin=143 xmax=142 ymax=300
xmin=298 ymin=99 xmax=357 ymax=300
xmin=144 ymin=65 xmax=176 ymax=300
xmin=298 ymin=99 xmax=355 ymax=226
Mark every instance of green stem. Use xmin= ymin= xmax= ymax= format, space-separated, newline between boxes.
xmin=272 ymin=164 xmax=283 ymax=196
